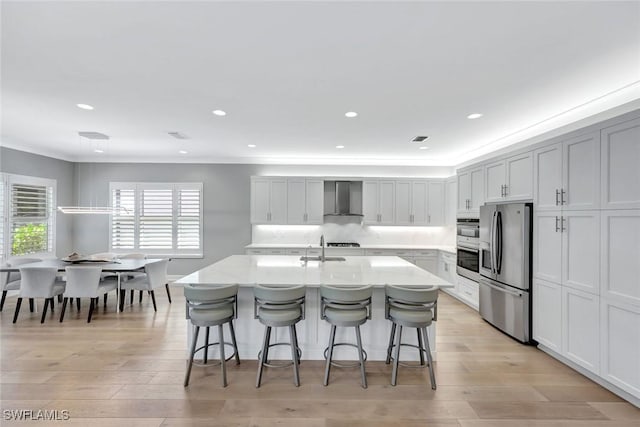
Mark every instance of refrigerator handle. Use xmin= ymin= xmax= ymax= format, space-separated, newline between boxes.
xmin=496 ymin=210 xmax=503 ymax=274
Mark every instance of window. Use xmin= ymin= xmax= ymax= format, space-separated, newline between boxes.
xmin=0 ymin=173 xmax=56 ymax=262
xmin=110 ymin=182 xmax=203 ymax=257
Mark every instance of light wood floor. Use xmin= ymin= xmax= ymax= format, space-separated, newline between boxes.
xmin=1 ymin=287 xmax=638 ymax=426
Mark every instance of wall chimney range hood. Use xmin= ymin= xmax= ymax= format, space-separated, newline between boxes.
xmin=323 ymin=180 xmax=363 ymax=220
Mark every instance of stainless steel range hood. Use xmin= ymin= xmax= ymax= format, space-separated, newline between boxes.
xmin=324 ymin=180 xmax=363 ymax=219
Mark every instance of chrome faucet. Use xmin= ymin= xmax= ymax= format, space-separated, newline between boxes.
xmin=320 ymin=234 xmax=325 ymax=262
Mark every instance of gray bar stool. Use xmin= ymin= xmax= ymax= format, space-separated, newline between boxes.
xmin=384 ymin=285 xmax=438 ymax=389
xmin=184 ymin=284 xmax=240 ymax=387
xmin=320 ymin=285 xmax=372 ymax=389
xmin=254 ymin=284 xmax=306 ymax=387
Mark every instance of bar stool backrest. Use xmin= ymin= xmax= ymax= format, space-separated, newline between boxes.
xmin=320 ymin=285 xmax=373 ymax=319
xmin=184 ymin=284 xmax=238 ymax=317
xmin=385 ymin=285 xmax=438 ymax=320
xmin=253 ymin=284 xmax=306 ymax=319
xmin=64 ymin=266 xmax=102 ymax=298
xmin=18 ymin=267 xmax=59 ymax=298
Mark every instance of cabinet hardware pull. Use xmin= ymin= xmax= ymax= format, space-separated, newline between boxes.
xmin=428 ymin=215 xmax=431 ymax=223
xmin=561 ymin=189 xmax=566 ymax=205
xmin=561 ymin=216 xmax=566 ymax=232
xmin=555 ymin=216 xmax=560 ymax=232
xmin=503 ymin=185 xmax=507 ymax=197
xmin=555 ymin=189 xmax=560 ymax=205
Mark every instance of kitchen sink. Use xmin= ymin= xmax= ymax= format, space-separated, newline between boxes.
xmin=299 ymin=256 xmax=346 ymax=262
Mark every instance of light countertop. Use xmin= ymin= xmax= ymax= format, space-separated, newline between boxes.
xmin=245 ymin=243 xmax=456 ymax=254
xmin=176 ymin=255 xmax=454 ymax=288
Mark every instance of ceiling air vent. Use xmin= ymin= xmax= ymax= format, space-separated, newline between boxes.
xmin=411 ymin=136 xmax=429 ymax=143
xmin=168 ymin=131 xmax=189 ymax=140
xmin=78 ymin=131 xmax=109 ymax=140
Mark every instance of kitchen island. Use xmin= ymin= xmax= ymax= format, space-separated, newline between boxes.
xmin=176 ymin=255 xmax=453 ymax=361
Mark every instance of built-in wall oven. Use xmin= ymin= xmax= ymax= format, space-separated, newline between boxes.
xmin=456 ymin=218 xmax=480 ymax=282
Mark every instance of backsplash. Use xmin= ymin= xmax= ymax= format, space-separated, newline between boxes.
xmin=252 ymin=223 xmax=455 ymax=246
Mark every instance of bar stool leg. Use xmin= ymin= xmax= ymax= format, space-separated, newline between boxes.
xmin=417 ymin=328 xmax=425 ymax=366
xmin=291 ymin=324 xmax=301 ymax=364
xmin=355 ymin=325 xmax=367 ymax=389
xmin=219 ymin=324 xmax=227 ymax=387
xmin=289 ymin=325 xmax=300 ymax=387
xmin=263 ymin=327 xmax=272 ymax=363
xmin=391 ymin=324 xmax=403 ymax=386
xmin=229 ymin=321 xmax=241 ymax=365
xmin=184 ymin=325 xmax=200 ymax=387
xmin=256 ymin=325 xmax=270 ymax=388
xmin=323 ymin=325 xmax=337 ymax=386
xmin=385 ymin=323 xmax=396 ymax=364
xmin=422 ymin=327 xmax=436 ymax=390
xmin=203 ymin=327 xmax=210 ymax=364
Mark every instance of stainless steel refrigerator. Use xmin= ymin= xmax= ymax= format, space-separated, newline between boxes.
xmin=479 ymin=202 xmax=533 ymax=343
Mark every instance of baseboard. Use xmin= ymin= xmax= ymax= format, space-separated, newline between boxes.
xmin=538 ymin=344 xmax=640 ymax=408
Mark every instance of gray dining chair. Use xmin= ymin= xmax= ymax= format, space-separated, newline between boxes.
xmin=60 ymin=266 xmax=117 ymax=323
xmin=0 ymin=258 xmax=40 ymax=312
xmin=119 ymin=259 xmax=170 ymax=311
xmin=119 ymin=253 xmax=149 ymax=304
xmin=13 ymin=267 xmax=65 ymax=324
xmin=384 ymin=285 xmax=438 ymax=389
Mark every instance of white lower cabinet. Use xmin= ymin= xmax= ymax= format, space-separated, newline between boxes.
xmin=562 ymin=286 xmax=600 ymax=375
xmin=533 ymin=278 xmax=562 ymax=352
xmin=414 ymin=255 xmax=437 ymax=275
xmin=600 ymin=298 xmax=640 ymax=397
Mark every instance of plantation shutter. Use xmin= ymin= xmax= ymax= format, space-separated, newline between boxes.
xmin=177 ymin=187 xmax=201 ymax=250
xmin=139 ymin=188 xmax=174 ymax=249
xmin=111 ymin=188 xmax=135 ymax=249
xmin=9 ymin=181 xmax=54 ymax=256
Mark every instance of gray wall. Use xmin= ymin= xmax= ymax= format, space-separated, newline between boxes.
xmin=0 ymin=147 xmax=75 ymax=257
xmin=1 ymin=146 xmax=454 ymax=275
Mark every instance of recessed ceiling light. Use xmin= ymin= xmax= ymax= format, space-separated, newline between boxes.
xmin=336 ymin=145 xmax=345 ymax=149
xmin=345 ymin=112 xmax=358 ymax=118
xmin=419 ymin=146 xmax=429 ymax=150
xmin=411 ymin=136 xmax=429 ymax=143
xmin=212 ymin=110 xmax=227 ymax=116
xmin=248 ymin=144 xmax=257 ymax=148
xmin=179 ymin=150 xmax=188 ymax=154
xmin=94 ymin=149 xmax=104 ymax=153
xmin=467 ymin=113 xmax=483 ymax=119
xmin=77 ymin=103 xmax=94 ymax=110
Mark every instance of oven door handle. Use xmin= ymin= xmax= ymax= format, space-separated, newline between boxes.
xmin=457 ymin=246 xmax=479 ymax=254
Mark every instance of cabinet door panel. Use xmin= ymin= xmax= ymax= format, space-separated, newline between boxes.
xmin=269 ymin=179 xmax=288 ymax=224
xmin=506 ymin=152 xmax=533 ymax=200
xmin=286 ymin=179 xmax=306 ymax=225
xmin=251 ymin=179 xmax=271 ymax=224
xmin=378 ymin=180 xmax=396 ymax=225
xmin=446 ymin=178 xmax=457 ymax=226
xmin=305 ymin=179 xmax=324 ymax=224
xmin=533 ymin=278 xmax=562 ymax=352
xmin=562 ymin=211 xmax=600 ymax=295
xmin=485 ymin=160 xmax=505 ymax=203
xmin=600 ymin=298 xmax=640 ymax=397
xmin=412 ymin=181 xmax=429 ymax=225
xmin=601 ymin=210 xmax=640 ymax=305
xmin=533 ymin=212 xmax=563 ymax=284
xmin=470 ymin=168 xmax=484 ymax=211
xmin=395 ymin=180 xmax=412 ymax=225
xmin=563 ymin=132 xmax=600 ymax=210
xmin=427 ymin=181 xmax=444 ymax=225
xmin=601 ymin=117 xmax=640 ymax=209
xmin=534 ymin=143 xmax=563 ymax=210
xmin=414 ymin=256 xmax=437 ymax=275
xmin=457 ymin=171 xmax=470 ymax=212
xmin=563 ymin=287 xmax=600 ymax=374
xmin=363 ymin=180 xmax=379 ymax=224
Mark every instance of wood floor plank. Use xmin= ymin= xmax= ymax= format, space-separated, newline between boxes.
xmin=468 ymin=401 xmax=608 ymax=420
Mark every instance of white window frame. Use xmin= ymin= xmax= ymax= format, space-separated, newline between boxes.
xmin=1 ymin=173 xmax=57 ymax=263
xmin=109 ymin=182 xmax=203 ymax=258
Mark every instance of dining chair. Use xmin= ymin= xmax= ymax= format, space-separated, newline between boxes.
xmin=119 ymin=253 xmax=149 ymax=304
xmin=60 ymin=266 xmax=117 ymax=323
xmin=1 ymin=258 xmax=41 ymax=312
xmin=13 ymin=267 xmax=65 ymax=324
xmin=119 ymin=259 xmax=170 ymax=312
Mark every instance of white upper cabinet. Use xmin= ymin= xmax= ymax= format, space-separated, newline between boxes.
xmin=445 ymin=177 xmax=457 ymax=226
xmin=533 ymin=211 xmax=563 ymax=284
xmin=561 ymin=211 xmax=600 ymax=295
xmin=363 ymin=180 xmax=396 ymax=225
xmin=304 ymin=179 xmax=324 ymax=224
xmin=534 ymin=143 xmax=563 ymax=211
xmin=395 ymin=180 xmax=412 ymax=225
xmin=601 ymin=117 xmax=640 ymax=210
xmin=251 ymin=177 xmax=288 ymax=224
xmin=563 ymin=132 xmax=601 ymax=210
xmin=412 ymin=181 xmax=429 ymax=225
xmin=287 ymin=178 xmax=306 ymax=224
xmin=457 ymin=166 xmax=484 ymax=215
xmin=484 ymin=152 xmax=533 ymax=203
xmin=427 ymin=181 xmax=445 ymax=225
xmin=600 ymin=210 xmax=640 ymax=306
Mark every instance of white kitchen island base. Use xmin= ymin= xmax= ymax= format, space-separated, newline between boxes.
xmin=177 ymin=255 xmax=452 ymax=362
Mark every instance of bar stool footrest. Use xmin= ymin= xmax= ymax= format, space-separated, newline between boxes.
xmin=387 ymin=342 xmax=430 ymax=368
xmin=323 ymin=343 xmax=367 ymax=368
xmin=257 ymin=342 xmax=302 ymax=368
xmin=192 ymin=341 xmax=238 ymax=367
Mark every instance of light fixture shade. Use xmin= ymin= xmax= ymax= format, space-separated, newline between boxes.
xmin=57 ymin=206 xmax=130 ymax=215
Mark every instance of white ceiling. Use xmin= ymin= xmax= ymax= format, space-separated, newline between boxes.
xmin=1 ymin=1 xmax=639 ymax=166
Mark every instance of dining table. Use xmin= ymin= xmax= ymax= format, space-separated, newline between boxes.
xmin=0 ymin=258 xmax=163 ymax=312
